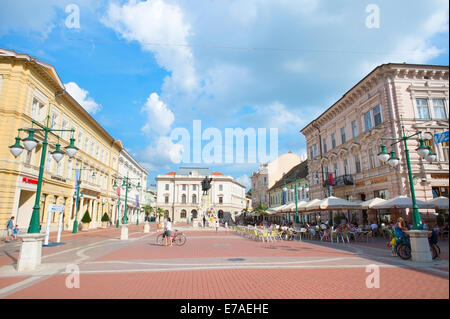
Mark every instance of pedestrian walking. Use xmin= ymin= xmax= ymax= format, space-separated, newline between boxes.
xmin=5 ymin=217 xmax=14 ymax=242
xmin=12 ymin=225 xmax=19 ymax=240
xmin=215 ymin=219 xmax=219 ymax=232
xmin=202 ymin=216 xmax=206 ymax=228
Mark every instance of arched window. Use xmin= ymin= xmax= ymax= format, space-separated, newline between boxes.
xmin=181 ymin=194 xmax=186 ymax=203
xmin=180 ymin=209 xmax=187 ymax=218
xmin=192 ymin=194 xmax=197 ymax=204
xmin=191 ymin=210 xmax=198 ymax=219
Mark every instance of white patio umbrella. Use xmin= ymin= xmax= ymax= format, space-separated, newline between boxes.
xmin=427 ymin=197 xmax=449 ymax=210
xmin=297 ymin=200 xmax=310 ymax=211
xmin=372 ymin=195 xmax=435 ymax=209
xmin=304 ymin=199 xmax=322 ymax=211
xmin=282 ymin=202 xmax=296 ymax=212
xmin=360 ymin=197 xmax=387 ymax=209
xmin=318 ymin=196 xmax=362 ymax=210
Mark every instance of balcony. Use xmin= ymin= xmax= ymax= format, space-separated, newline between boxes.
xmin=323 ymin=174 xmax=354 ymax=188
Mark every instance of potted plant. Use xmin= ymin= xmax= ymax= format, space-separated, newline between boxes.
xmin=101 ymin=213 xmax=110 ymax=228
xmin=81 ymin=210 xmax=92 ymax=231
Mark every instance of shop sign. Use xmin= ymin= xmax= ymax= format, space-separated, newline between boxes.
xmin=22 ymin=177 xmax=38 ymax=184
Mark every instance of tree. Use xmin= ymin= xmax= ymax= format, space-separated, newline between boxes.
xmin=253 ymin=204 xmax=269 ymax=222
xmin=156 ymin=207 xmax=165 ymax=223
xmin=81 ymin=210 xmax=92 ymax=223
xmin=101 ymin=213 xmax=110 ymax=222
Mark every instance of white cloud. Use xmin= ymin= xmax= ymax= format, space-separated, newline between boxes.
xmin=141 ymin=93 xmax=175 ymax=135
xmin=140 ymin=136 xmax=184 ymax=170
xmin=65 ymin=82 xmax=101 ymax=114
xmin=102 ymin=0 xmax=198 ymax=93
xmin=236 ymin=174 xmax=251 ymax=189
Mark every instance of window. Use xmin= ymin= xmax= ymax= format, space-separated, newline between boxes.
xmin=219 ymin=196 xmax=223 ymax=204
xmin=372 ymin=105 xmax=382 ymax=127
xmin=31 ymin=98 xmax=45 ymax=121
xmin=351 ymin=120 xmax=358 ymax=138
xmin=57 ymin=158 xmax=63 ymax=176
xmin=84 ymin=137 xmax=89 ymax=152
xmin=24 ymin=150 xmax=32 ymax=165
xmin=192 ymin=194 xmax=197 ymax=204
xmin=416 ymin=99 xmax=430 ymax=119
xmin=323 ymin=138 xmax=328 ymax=153
xmin=219 ymin=184 xmax=223 ymax=191
xmin=263 ymin=177 xmax=267 ymax=185
xmin=333 ymin=163 xmax=338 ymax=178
xmin=331 ymin=133 xmax=336 ymax=149
xmin=182 ymin=184 xmax=186 ymax=191
xmin=364 ymin=111 xmax=372 ymax=131
xmin=165 ymin=184 xmax=169 ymax=191
xmin=61 ymin=118 xmax=68 ymax=140
xmin=344 ymin=159 xmax=349 ymax=175
xmin=340 ymin=127 xmax=346 ymax=144
xmin=376 ymin=190 xmax=389 ymax=199
xmin=442 ymin=142 xmax=449 ymax=162
xmin=165 ymin=196 xmax=169 ymax=204
xmin=193 ymin=185 xmax=197 ymax=191
xmin=51 ymin=112 xmax=59 ymax=129
xmin=77 ymin=132 xmax=82 ymax=148
xmin=433 ymin=99 xmax=447 ymax=119
xmin=354 ymin=154 xmax=362 ymax=173
xmin=90 ymin=142 xmax=94 ymax=155
xmin=180 ymin=210 xmax=187 ymax=218
xmin=96 ymin=145 xmax=99 ymax=159
xmin=181 ymin=194 xmax=186 ymax=203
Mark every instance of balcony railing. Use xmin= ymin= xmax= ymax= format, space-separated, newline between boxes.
xmin=323 ymin=174 xmax=354 ymax=187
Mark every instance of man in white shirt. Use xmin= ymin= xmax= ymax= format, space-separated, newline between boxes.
xmin=370 ymin=222 xmax=378 ymax=237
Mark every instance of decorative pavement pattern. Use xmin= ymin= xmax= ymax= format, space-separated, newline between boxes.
xmin=0 ymin=224 xmax=448 ymax=299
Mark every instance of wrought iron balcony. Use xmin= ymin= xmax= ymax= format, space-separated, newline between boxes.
xmin=323 ymin=174 xmax=354 ymax=187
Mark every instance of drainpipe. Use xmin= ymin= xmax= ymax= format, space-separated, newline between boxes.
xmin=311 ymin=121 xmax=325 ymax=198
xmin=384 ymin=75 xmax=403 ymax=196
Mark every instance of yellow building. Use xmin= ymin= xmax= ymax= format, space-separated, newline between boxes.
xmin=0 ymin=48 xmax=124 ymax=237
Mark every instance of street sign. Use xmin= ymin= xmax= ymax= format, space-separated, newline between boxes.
xmin=434 ymin=131 xmax=449 ymax=144
xmin=48 ymin=204 xmax=65 ymax=213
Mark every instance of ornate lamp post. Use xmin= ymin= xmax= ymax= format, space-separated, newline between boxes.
xmin=72 ymin=165 xmax=96 ymax=234
xmin=282 ymin=177 xmax=305 ymax=225
xmin=113 ymin=173 xmax=142 ymax=240
xmin=377 ymin=123 xmax=435 ymax=262
xmin=9 ymin=115 xmax=77 ymax=271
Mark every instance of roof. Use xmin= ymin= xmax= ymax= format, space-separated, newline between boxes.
xmin=166 ymin=172 xmax=176 ymax=175
xmin=300 ymin=63 xmax=449 ymax=134
xmin=269 ymin=161 xmax=308 ymax=191
xmin=212 ymin=172 xmax=223 ymax=176
xmin=177 ymin=167 xmax=211 ymax=176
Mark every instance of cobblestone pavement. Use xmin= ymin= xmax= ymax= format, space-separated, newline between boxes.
xmin=0 ymin=225 xmax=448 ymax=299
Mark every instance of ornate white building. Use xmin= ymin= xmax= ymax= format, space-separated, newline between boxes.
xmin=156 ymin=167 xmax=247 ymax=224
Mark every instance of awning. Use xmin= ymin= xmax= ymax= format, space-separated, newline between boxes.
xmin=360 ymin=197 xmax=387 ymax=209
xmin=427 ymin=196 xmax=449 ymax=210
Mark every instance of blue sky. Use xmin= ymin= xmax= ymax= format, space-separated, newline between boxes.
xmin=1 ymin=0 xmax=448 ymax=188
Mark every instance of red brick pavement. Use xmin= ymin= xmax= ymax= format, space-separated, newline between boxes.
xmin=95 ymin=231 xmax=357 ymax=262
xmin=5 ymin=268 xmax=448 ymax=299
xmin=0 ymin=276 xmax=31 ymax=290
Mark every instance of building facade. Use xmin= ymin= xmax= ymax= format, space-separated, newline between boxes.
xmin=114 ymin=149 xmax=148 ymax=225
xmin=156 ymin=167 xmax=247 ymax=224
xmin=301 ymin=63 xmax=449 ymax=224
xmin=269 ymin=160 xmax=309 ymax=208
xmin=250 ymin=152 xmax=304 ymax=207
xmin=0 ymin=48 xmax=142 ymax=237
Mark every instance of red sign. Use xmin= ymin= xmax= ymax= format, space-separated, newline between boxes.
xmin=328 ymin=173 xmax=333 ymax=186
xmin=116 ymin=187 xmax=120 ymax=196
xmin=22 ymin=177 xmax=38 ymax=185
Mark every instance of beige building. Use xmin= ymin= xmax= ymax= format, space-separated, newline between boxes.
xmin=156 ymin=167 xmax=247 ymax=224
xmin=301 ymin=63 xmax=449 ymax=225
xmin=0 ymin=48 xmax=131 ymax=237
xmin=250 ymin=152 xmax=305 ymax=207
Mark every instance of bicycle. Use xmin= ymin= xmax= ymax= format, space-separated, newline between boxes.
xmin=396 ymin=234 xmax=440 ymax=260
xmin=156 ymin=229 xmax=187 ymax=246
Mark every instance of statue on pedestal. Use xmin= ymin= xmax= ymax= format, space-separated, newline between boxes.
xmin=201 ymin=176 xmax=212 ymax=195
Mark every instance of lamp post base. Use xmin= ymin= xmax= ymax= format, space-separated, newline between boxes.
xmin=16 ymin=233 xmax=45 ymax=272
xmin=143 ymin=221 xmax=150 ymax=233
xmin=406 ymin=230 xmax=432 ymax=262
xmin=120 ymin=224 xmax=128 ymax=240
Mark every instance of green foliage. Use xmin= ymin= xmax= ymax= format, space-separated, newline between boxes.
xmin=333 ymin=213 xmax=347 ymax=226
xmin=81 ymin=210 xmax=92 ymax=223
xmin=101 ymin=213 xmax=110 ymax=222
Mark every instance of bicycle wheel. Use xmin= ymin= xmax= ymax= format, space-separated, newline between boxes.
xmin=398 ymin=243 xmax=411 ymax=260
xmin=174 ymin=233 xmax=187 ymax=246
xmin=156 ymin=233 xmax=165 ymax=246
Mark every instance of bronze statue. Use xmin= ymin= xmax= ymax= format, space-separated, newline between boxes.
xmin=201 ymin=176 xmax=212 ymax=195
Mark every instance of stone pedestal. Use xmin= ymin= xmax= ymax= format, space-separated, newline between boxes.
xmin=16 ymin=233 xmax=45 ymax=272
xmin=143 ymin=221 xmax=150 ymax=233
xmin=406 ymin=230 xmax=432 ymax=262
xmin=120 ymin=224 xmax=128 ymax=240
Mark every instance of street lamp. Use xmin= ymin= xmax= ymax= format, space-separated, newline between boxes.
xmin=10 ymin=116 xmax=77 ymax=234
xmin=377 ymin=127 xmax=435 ymax=230
xmin=72 ymin=165 xmax=96 ymax=234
